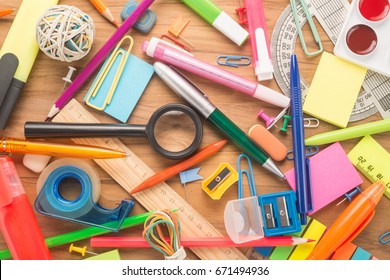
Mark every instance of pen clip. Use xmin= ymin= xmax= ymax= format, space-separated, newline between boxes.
xmin=305 ymin=157 xmax=313 ymax=213
xmin=335 ymin=210 xmax=375 ymax=253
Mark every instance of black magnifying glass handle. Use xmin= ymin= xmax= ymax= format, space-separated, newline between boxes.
xmin=24 ymin=122 xmax=148 ymax=138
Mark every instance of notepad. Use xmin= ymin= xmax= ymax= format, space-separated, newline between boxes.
xmin=285 ymin=142 xmax=363 ymax=213
xmin=303 ymin=52 xmax=367 ymax=128
xmin=348 ymin=135 xmax=390 ymax=199
xmin=84 ymin=49 xmax=154 ymax=123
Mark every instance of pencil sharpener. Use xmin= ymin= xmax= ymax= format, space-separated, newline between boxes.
xmin=224 ymin=191 xmax=301 ymax=243
xmin=258 ymin=191 xmax=301 ymax=236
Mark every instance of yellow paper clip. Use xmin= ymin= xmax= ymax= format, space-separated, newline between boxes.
xmin=202 ymin=163 xmax=238 ymax=200
xmin=85 ymin=35 xmax=134 ymax=110
xmin=290 ymin=0 xmax=323 ymax=56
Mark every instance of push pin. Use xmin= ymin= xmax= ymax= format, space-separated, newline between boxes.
xmin=336 ymin=187 xmax=362 ymax=206
xmin=69 ymin=243 xmax=98 ymax=257
xmin=280 ymin=108 xmax=291 ymax=133
xmin=257 ymin=109 xmax=277 ymax=129
xmin=61 ymin=66 xmax=77 ymax=92
xmin=235 ymin=0 xmax=247 ymax=25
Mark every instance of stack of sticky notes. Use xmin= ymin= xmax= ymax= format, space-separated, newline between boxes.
xmin=303 ymin=52 xmax=367 ymax=128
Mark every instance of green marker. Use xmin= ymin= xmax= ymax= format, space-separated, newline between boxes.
xmin=305 ymin=119 xmax=390 ymax=146
xmin=154 ymin=62 xmax=285 ymax=179
xmin=181 ymin=0 xmax=248 ymax=46
xmin=0 ymin=211 xmax=153 ymax=260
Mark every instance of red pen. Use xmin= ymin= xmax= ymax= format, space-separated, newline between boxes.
xmin=0 ymin=156 xmax=51 ymax=259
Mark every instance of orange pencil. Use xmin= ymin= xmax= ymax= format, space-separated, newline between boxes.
xmin=89 ymin=0 xmax=120 ymax=28
xmin=130 ymin=139 xmax=228 ymax=195
xmin=306 ymin=181 xmax=385 ymax=260
xmin=0 ymin=8 xmax=15 ymax=17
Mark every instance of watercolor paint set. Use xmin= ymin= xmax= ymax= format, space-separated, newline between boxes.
xmin=334 ymin=0 xmax=390 ymax=77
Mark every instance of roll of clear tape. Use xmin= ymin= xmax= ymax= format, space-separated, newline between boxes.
xmin=35 ymin=159 xmax=101 ymax=219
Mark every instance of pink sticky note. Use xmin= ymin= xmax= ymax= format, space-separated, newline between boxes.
xmin=285 ymin=142 xmax=362 ymax=214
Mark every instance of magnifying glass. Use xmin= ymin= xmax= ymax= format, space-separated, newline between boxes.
xmin=24 ymin=103 xmax=203 ymax=159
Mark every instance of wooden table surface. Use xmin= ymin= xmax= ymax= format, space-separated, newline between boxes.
xmin=1 ymin=0 xmax=389 ymax=260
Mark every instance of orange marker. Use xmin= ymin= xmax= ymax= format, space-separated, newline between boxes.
xmin=130 ymin=140 xmax=228 ymax=195
xmin=0 ymin=8 xmax=15 ymax=17
xmin=89 ymin=0 xmax=120 ymax=28
xmin=306 ymin=181 xmax=385 ymax=260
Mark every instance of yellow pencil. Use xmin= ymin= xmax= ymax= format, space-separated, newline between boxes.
xmin=1 ymin=138 xmax=127 ymax=159
xmin=89 ymin=0 xmax=120 ymax=28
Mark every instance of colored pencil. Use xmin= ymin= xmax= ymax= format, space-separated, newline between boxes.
xmin=0 ymin=8 xmax=14 ymax=17
xmin=91 ymin=236 xmax=315 ymax=248
xmin=129 ymin=140 xmax=228 ymax=195
xmin=89 ymin=0 xmax=120 ymax=28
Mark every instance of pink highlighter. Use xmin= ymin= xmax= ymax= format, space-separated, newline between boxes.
xmin=0 ymin=156 xmax=51 ymax=259
xmin=142 ymin=37 xmax=290 ymax=108
xmin=244 ymin=0 xmax=274 ymax=81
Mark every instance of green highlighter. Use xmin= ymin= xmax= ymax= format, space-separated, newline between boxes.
xmin=305 ymin=119 xmax=390 ymax=146
xmin=181 ymin=0 xmax=248 ymax=46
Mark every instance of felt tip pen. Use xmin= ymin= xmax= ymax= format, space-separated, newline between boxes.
xmin=154 ymin=62 xmax=285 ymax=179
xmin=306 ymin=181 xmax=385 ymax=260
xmin=244 ymin=0 xmax=274 ymax=81
xmin=0 ymin=138 xmax=128 ymax=159
xmin=143 ymin=38 xmax=290 ymax=108
xmin=0 ymin=156 xmax=52 ymax=259
xmin=305 ymin=119 xmax=390 ymax=146
xmin=181 ymin=0 xmax=248 ymax=46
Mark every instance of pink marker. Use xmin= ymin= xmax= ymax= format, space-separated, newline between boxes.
xmin=143 ymin=37 xmax=289 ymax=108
xmin=244 ymin=0 xmax=274 ymax=81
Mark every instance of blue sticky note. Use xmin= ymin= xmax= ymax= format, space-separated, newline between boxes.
xmin=84 ymin=50 xmax=154 ymax=123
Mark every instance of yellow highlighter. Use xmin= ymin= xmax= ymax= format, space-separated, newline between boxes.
xmin=0 ymin=0 xmax=59 ymax=129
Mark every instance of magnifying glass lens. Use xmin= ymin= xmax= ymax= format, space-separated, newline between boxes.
xmin=153 ymin=111 xmax=197 ymax=153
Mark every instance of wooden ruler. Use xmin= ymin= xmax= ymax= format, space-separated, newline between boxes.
xmin=54 ymin=99 xmax=247 ymax=260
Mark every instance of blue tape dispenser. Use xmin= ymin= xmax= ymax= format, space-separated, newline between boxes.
xmin=35 ymin=159 xmax=134 ymax=231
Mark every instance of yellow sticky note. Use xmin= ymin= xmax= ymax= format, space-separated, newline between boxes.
xmin=85 ymin=249 xmax=121 ymax=260
xmin=303 ymin=52 xmax=367 ymax=128
xmin=348 ymin=136 xmax=390 ymax=199
xmin=288 ymin=219 xmax=327 ymax=260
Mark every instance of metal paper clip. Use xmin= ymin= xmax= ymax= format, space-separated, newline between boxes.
xmin=379 ymin=231 xmax=390 ymax=244
xmin=286 ymin=145 xmax=319 ymax=160
xmin=290 ymin=0 xmax=323 ymax=56
xmin=85 ymin=36 xmax=134 ymax=111
xmin=288 ymin=117 xmax=320 ymax=128
xmin=237 ymin=154 xmax=257 ymax=199
xmin=217 ymin=55 xmax=251 ymax=68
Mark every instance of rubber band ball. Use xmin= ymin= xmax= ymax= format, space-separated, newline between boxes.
xmin=36 ymin=5 xmax=95 ymax=62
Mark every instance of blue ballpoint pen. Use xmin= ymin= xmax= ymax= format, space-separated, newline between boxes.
xmin=290 ymin=54 xmax=312 ymax=225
